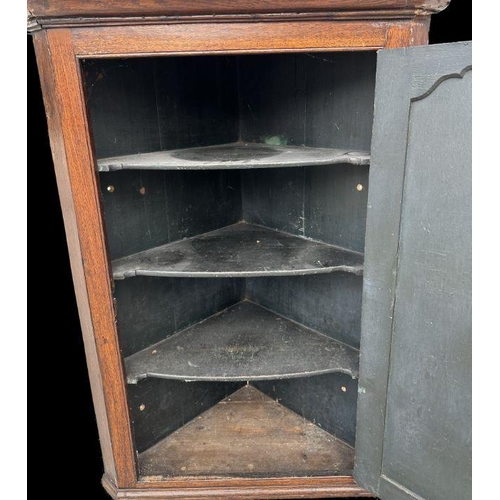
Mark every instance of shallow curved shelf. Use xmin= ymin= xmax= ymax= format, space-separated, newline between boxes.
xmin=125 ymin=301 xmax=359 ymax=384
xmin=98 ymin=142 xmax=370 ymax=171
xmin=112 ymin=222 xmax=364 ymax=279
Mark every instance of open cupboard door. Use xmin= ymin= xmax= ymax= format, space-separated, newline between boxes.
xmin=354 ymin=42 xmax=471 ymax=500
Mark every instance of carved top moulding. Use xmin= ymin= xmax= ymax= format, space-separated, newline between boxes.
xmin=28 ymin=0 xmax=450 ymax=31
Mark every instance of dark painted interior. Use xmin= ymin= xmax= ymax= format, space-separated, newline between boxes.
xmin=84 ymin=53 xmax=375 ymax=159
xmin=83 ymin=52 xmax=376 ymax=471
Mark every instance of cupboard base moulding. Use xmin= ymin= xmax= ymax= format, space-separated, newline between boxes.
xmin=102 ymin=474 xmax=373 ymax=499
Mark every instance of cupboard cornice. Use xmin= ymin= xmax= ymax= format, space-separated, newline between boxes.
xmin=27 ymin=0 xmax=449 ymax=31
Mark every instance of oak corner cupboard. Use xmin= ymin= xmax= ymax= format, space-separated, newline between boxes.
xmin=28 ymin=1 xmax=471 ymax=499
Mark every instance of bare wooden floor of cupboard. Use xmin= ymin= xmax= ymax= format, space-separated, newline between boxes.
xmin=139 ymin=385 xmax=354 ymax=479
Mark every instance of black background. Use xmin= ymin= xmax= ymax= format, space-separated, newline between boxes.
xmin=28 ymin=2 xmax=471 ymax=498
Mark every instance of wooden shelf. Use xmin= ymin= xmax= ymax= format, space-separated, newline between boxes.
xmin=97 ymin=142 xmax=370 ymax=171
xmin=139 ymin=385 xmax=354 ymax=478
xmin=112 ymin=222 xmax=364 ymax=279
xmin=125 ymin=301 xmax=359 ymax=384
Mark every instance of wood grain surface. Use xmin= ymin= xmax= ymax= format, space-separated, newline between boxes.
xmin=28 ymin=0 xmax=450 ymax=23
xmin=33 ymin=29 xmax=137 ymax=486
xmin=139 ymin=385 xmax=355 ymax=478
xmin=71 ymin=21 xmax=391 ymax=57
xmin=386 ymin=17 xmax=430 ymax=47
xmin=103 ymin=473 xmax=373 ymax=498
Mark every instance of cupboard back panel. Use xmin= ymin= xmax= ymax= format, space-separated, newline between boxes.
xmin=242 ymin=167 xmax=305 ymax=236
xmin=247 ymin=273 xmax=363 ymax=349
xmin=129 ymin=378 xmax=244 ymax=453
xmin=255 ymin=372 xmax=358 ymax=446
xmin=242 ymin=164 xmax=369 ymax=252
xmin=99 ymin=169 xmax=242 ymax=260
xmin=84 ymin=56 xmax=240 ymax=159
xmin=238 ymin=52 xmax=376 ymax=150
xmin=115 ymin=277 xmax=245 ymax=358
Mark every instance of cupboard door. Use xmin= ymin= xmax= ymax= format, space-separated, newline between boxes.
xmin=355 ymin=42 xmax=471 ymax=500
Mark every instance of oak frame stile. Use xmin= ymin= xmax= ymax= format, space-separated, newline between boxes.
xmin=29 ymin=1 xmax=450 ymax=498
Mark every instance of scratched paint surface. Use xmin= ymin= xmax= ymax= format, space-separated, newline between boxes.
xmin=382 ymin=70 xmax=472 ymax=500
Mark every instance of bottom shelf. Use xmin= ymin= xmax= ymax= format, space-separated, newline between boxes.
xmin=139 ymin=385 xmax=354 ymax=479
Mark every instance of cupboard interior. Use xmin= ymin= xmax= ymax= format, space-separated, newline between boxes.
xmin=83 ymin=52 xmax=375 ymax=479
